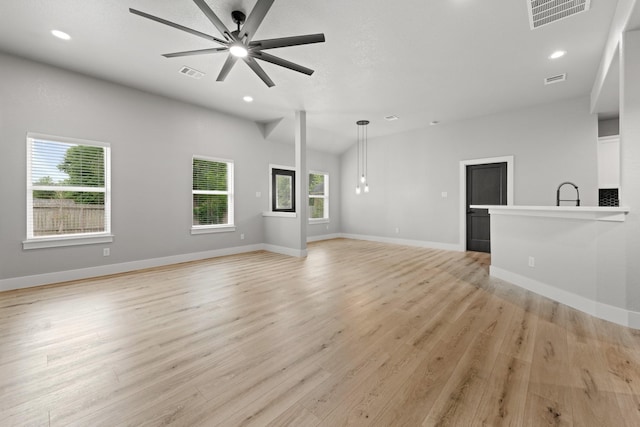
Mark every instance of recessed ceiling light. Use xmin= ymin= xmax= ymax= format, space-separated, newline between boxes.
xmin=243 ymin=96 xmax=254 ymax=103
xmin=51 ymin=30 xmax=71 ymax=40
xmin=430 ymin=121 xmax=440 ymax=126
xmin=549 ymin=50 xmax=566 ymax=60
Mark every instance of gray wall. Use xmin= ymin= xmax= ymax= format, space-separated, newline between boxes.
xmin=0 ymin=52 xmax=340 ymax=281
xmin=340 ymin=97 xmax=598 ymax=246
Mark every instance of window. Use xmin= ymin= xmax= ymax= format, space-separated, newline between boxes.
xmin=309 ymin=171 xmax=329 ymax=221
xmin=271 ymin=167 xmax=295 ymax=213
xmin=192 ymin=156 xmax=234 ymax=234
xmin=25 ymin=133 xmax=112 ymax=249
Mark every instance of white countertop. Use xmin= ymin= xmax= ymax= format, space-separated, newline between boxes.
xmin=470 ymin=205 xmax=630 ymax=222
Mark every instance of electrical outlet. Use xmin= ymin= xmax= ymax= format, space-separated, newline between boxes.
xmin=528 ymin=256 xmax=535 ymax=267
xmin=256 ymin=192 xmax=261 ymax=198
xmin=395 ymin=227 xmax=400 ymax=234
xmin=103 ymin=248 xmax=110 ymax=257
xmin=326 ymin=225 xmax=329 ymax=230
xmin=441 ymin=191 xmax=448 ymax=198
xmin=240 ymin=233 xmax=245 ymax=240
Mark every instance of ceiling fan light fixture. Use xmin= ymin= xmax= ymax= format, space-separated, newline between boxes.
xmin=230 ymin=44 xmax=248 ymax=58
xmin=130 ymin=0 xmax=325 ymax=87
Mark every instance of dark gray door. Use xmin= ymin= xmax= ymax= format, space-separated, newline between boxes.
xmin=466 ymin=163 xmax=507 ymax=253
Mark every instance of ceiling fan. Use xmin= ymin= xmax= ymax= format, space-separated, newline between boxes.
xmin=129 ymin=0 xmax=325 ymax=87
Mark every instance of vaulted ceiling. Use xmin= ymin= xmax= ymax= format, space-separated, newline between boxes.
xmin=0 ymin=0 xmax=621 ymax=152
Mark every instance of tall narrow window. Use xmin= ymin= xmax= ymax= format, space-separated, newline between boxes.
xmin=25 ymin=133 xmax=111 ymax=248
xmin=192 ymin=156 xmax=234 ymax=233
xmin=309 ymin=171 xmax=329 ymax=221
xmin=271 ymin=167 xmax=295 ymax=212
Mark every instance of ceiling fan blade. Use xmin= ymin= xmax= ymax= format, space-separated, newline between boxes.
xmin=238 ymin=0 xmax=274 ymax=42
xmin=217 ymin=55 xmax=239 ymax=81
xmin=243 ymin=56 xmax=275 ymax=87
xmin=163 ymin=47 xmax=228 ymax=58
xmin=192 ymin=0 xmax=234 ymax=41
xmin=250 ymin=34 xmax=325 ymax=50
xmin=129 ymin=8 xmax=226 ymax=45
xmin=253 ymin=52 xmax=314 ymax=75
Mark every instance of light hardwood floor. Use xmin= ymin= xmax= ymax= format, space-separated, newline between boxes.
xmin=2 ymin=238 xmax=640 ymax=426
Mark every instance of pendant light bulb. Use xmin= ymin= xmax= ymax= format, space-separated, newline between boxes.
xmin=355 ymin=119 xmax=370 ymax=195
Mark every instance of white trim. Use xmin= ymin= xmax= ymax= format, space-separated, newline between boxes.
xmin=341 ymin=233 xmax=462 ymax=252
xmin=490 ymin=266 xmax=640 ymax=329
xmin=309 ymin=170 xmax=329 ymax=221
xmin=27 ymin=132 xmax=110 ymax=148
xmin=26 ymin=133 xmax=111 ymax=240
xmin=262 ymin=212 xmax=297 ymax=218
xmin=629 ymin=311 xmax=640 ymax=330
xmin=23 ymin=233 xmax=114 ymax=250
xmin=307 ymin=233 xmax=341 ymax=242
xmin=473 ymin=205 xmax=629 ymax=222
xmin=263 ymin=244 xmax=307 ymax=258
xmin=190 ymin=225 xmax=236 ymax=235
xmin=308 ymin=218 xmax=329 ymax=224
xmin=1 ymin=244 xmax=264 ymax=292
xmin=459 ymin=156 xmax=514 ymax=251
xmin=192 ymin=156 xmax=234 ymax=229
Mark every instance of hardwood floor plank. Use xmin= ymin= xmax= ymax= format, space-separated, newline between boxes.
xmin=1 ymin=239 xmax=639 ymax=426
xmin=473 ymin=352 xmax=531 ymax=426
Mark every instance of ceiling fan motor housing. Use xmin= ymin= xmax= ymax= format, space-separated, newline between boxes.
xmin=231 ymin=10 xmax=246 ymax=27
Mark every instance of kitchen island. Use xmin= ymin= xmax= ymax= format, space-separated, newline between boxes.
xmin=471 ymin=205 xmax=637 ymax=327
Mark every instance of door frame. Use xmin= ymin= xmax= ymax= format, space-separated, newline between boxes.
xmin=459 ymin=156 xmax=514 ymax=251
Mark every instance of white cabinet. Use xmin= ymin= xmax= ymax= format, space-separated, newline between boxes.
xmin=598 ymin=135 xmax=620 ymax=188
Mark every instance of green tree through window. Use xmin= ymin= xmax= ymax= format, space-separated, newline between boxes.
xmin=27 ymin=135 xmax=110 ymax=238
xmin=192 ymin=157 xmax=233 ymax=227
xmin=309 ymin=172 xmax=328 ymax=219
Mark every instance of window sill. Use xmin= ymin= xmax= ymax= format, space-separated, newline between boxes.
xmin=309 ymin=218 xmax=330 ymax=224
xmin=191 ymin=225 xmax=236 ymax=235
xmin=23 ymin=233 xmax=114 ymax=250
xmin=262 ymin=212 xmax=297 ymax=218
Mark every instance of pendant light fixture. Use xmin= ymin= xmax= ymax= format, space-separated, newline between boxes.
xmin=355 ymin=120 xmax=370 ymax=195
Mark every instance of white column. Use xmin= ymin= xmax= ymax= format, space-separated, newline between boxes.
xmin=620 ymin=30 xmax=640 ymax=319
xmin=295 ymin=110 xmax=308 ymax=256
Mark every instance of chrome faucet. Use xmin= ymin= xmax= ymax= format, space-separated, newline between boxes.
xmin=556 ymin=182 xmax=580 ymax=206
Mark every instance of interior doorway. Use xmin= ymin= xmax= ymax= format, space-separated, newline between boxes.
xmin=458 ymin=156 xmax=514 ymax=252
xmin=466 ymin=163 xmax=507 ymax=252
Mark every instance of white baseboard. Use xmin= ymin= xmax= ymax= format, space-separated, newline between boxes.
xmin=263 ymin=244 xmax=307 ymax=258
xmin=341 ymin=233 xmax=462 ymax=252
xmin=307 ymin=233 xmax=342 ymax=243
xmin=490 ymin=266 xmax=640 ymax=329
xmin=0 ymin=244 xmax=264 ymax=292
xmin=628 ymin=311 xmax=640 ymax=329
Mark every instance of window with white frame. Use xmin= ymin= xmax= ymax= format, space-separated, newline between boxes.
xmin=25 ymin=133 xmax=111 ymax=248
xmin=192 ymin=156 xmax=234 ymax=233
xmin=270 ymin=166 xmax=296 ymax=213
xmin=309 ymin=171 xmax=329 ymax=221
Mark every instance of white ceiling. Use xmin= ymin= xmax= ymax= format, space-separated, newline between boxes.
xmin=0 ymin=0 xmax=621 ymax=153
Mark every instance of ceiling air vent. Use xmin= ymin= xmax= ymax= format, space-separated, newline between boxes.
xmin=384 ymin=115 xmax=399 ymax=121
xmin=544 ymin=73 xmax=567 ymax=85
xmin=527 ymin=0 xmax=591 ymax=29
xmin=178 ymin=66 xmax=205 ymax=80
